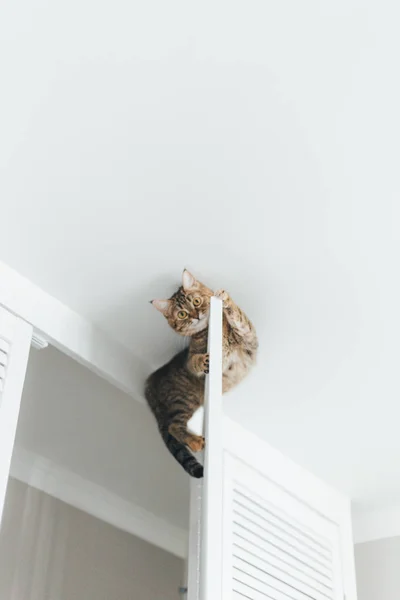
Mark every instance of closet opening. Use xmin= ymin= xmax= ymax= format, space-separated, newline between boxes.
xmin=0 ymin=344 xmax=187 ymax=600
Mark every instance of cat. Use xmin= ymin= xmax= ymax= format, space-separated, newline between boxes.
xmin=145 ymin=269 xmax=258 ymax=478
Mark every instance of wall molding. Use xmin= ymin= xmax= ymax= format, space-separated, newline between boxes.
xmin=352 ymin=504 xmax=400 ymax=544
xmin=10 ymin=447 xmax=188 ymax=559
xmin=31 ymin=332 xmax=49 ymax=350
xmin=0 ymin=260 xmax=147 ymax=402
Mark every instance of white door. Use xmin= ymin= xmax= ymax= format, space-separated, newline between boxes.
xmin=220 ymin=420 xmax=357 ymax=600
xmin=187 ymin=299 xmax=357 ymax=600
xmin=0 ymin=306 xmax=32 ymax=523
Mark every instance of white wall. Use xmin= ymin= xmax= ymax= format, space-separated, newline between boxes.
xmin=355 ymin=537 xmax=400 ymax=600
xmin=0 ymin=478 xmax=183 ymax=600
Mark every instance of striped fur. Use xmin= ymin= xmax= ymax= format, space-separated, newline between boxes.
xmin=145 ymin=271 xmax=258 ymax=478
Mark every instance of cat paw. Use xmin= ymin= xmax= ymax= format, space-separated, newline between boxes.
xmin=202 ymin=353 xmax=209 ymax=374
xmin=214 ymin=289 xmax=230 ymax=307
xmin=189 ymin=353 xmax=209 ymax=376
xmin=187 ymin=435 xmax=205 ymax=453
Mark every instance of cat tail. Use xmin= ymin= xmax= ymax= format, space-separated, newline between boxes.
xmin=160 ymin=427 xmax=204 ymax=479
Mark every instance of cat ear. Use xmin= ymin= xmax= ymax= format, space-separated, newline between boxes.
xmin=151 ymin=299 xmax=170 ymax=315
xmin=182 ymin=269 xmax=197 ymax=291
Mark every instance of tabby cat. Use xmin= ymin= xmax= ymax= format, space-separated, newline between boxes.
xmin=145 ymin=270 xmax=258 ymax=478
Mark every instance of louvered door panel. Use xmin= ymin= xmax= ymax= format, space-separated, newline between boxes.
xmin=232 ymin=530 xmax=332 ymax=599
xmin=0 ymin=338 xmax=10 ymax=396
xmin=0 ymin=307 xmax=32 ymax=523
xmin=223 ymin=456 xmax=343 ymax=600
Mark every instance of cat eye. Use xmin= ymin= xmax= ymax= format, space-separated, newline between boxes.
xmin=177 ymin=310 xmax=188 ymax=320
xmin=193 ymin=297 xmax=202 ymax=307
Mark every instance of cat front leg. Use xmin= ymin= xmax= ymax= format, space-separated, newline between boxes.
xmin=214 ymin=290 xmax=258 ymax=348
xmin=187 ymin=353 xmax=209 ymax=376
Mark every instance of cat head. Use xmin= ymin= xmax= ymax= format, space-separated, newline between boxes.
xmin=151 ymin=270 xmax=213 ymax=336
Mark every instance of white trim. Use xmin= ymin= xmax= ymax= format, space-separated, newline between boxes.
xmin=31 ymin=332 xmax=49 ymax=350
xmin=0 ymin=260 xmax=147 ymax=400
xmin=221 ymin=451 xmax=234 ymax=600
xmin=201 ymin=297 xmax=224 ymax=600
xmin=10 ymin=446 xmax=187 ymax=559
xmin=353 ymin=504 xmax=400 ymax=544
xmin=187 ymin=479 xmax=202 ymax=600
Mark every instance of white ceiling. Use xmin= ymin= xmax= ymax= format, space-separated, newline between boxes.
xmin=2 ymin=0 xmax=400 ymax=516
